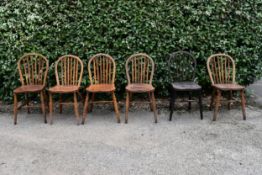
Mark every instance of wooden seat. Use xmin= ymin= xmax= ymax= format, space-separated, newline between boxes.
xmin=172 ymin=82 xmax=201 ymax=91
xmin=213 ymin=84 xmax=244 ymax=91
xmin=207 ymin=53 xmax=246 ymax=121
xmin=14 ymin=85 xmax=45 ymax=94
xmin=49 ymin=85 xmax=79 ymax=93
xmin=125 ymin=53 xmax=157 ymax=123
xmin=48 ymin=55 xmax=83 ymax=125
xmin=168 ymin=51 xmax=203 ymax=121
xmin=82 ymin=53 xmax=120 ymax=124
xmin=13 ymin=53 xmax=49 ymax=124
xmin=86 ymin=84 xmax=115 ymax=93
xmin=126 ymin=83 xmax=154 ymax=93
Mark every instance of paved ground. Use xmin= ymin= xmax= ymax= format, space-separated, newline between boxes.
xmin=0 ymin=106 xmax=262 ymax=175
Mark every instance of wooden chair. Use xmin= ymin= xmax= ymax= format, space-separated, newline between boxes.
xmin=13 ymin=53 xmax=49 ymax=124
xmin=82 ymin=53 xmax=120 ymax=124
xmin=125 ymin=53 xmax=157 ymax=123
xmin=207 ymin=53 xmax=246 ymax=121
xmin=168 ymin=51 xmax=203 ymax=121
xmin=48 ymin=55 xmax=83 ymax=125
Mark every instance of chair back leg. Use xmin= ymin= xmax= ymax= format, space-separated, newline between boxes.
xmin=240 ymin=90 xmax=247 ymax=120
xmin=125 ymin=92 xmax=130 ymax=123
xmin=82 ymin=93 xmax=89 ymax=124
xmin=213 ymin=89 xmax=221 ymax=121
xmin=151 ymin=92 xmax=158 ymax=123
xmin=40 ymin=91 xmax=47 ymax=123
xmin=49 ymin=93 xmax=53 ymax=124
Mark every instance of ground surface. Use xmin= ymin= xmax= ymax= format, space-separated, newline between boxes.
xmin=0 ymin=106 xmax=262 ymax=175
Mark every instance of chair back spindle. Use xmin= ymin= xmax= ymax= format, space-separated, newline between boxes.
xmin=55 ymin=55 xmax=83 ymax=87
xmin=125 ymin=53 xmax=155 ymax=85
xmin=88 ymin=53 xmax=116 ymax=85
xmin=168 ymin=51 xmax=196 ymax=82
xmin=17 ymin=53 xmax=49 ymax=86
xmin=207 ymin=54 xmax=235 ymax=85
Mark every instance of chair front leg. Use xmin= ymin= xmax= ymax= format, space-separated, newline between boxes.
xmin=112 ymin=92 xmax=120 ymax=123
xmin=148 ymin=92 xmax=153 ymax=111
xmin=49 ymin=93 xmax=54 ymax=124
xmin=213 ymin=89 xmax=221 ymax=121
xmin=188 ymin=91 xmax=192 ymax=111
xmin=13 ymin=93 xmax=18 ymax=125
xmin=82 ymin=92 xmax=89 ymax=125
xmin=240 ymin=90 xmax=247 ymax=120
xmin=40 ymin=91 xmax=47 ymax=123
xmin=73 ymin=92 xmax=80 ymax=125
xmin=198 ymin=90 xmax=203 ymax=120
xmin=151 ymin=91 xmax=158 ymax=123
xmin=169 ymin=90 xmax=175 ymax=121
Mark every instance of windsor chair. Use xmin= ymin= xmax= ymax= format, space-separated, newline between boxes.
xmin=168 ymin=51 xmax=203 ymax=121
xmin=207 ymin=53 xmax=246 ymax=121
xmin=82 ymin=53 xmax=120 ymax=124
xmin=13 ymin=53 xmax=49 ymax=124
xmin=48 ymin=55 xmax=83 ymax=125
xmin=125 ymin=53 xmax=157 ymax=123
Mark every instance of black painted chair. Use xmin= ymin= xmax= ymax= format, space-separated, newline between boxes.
xmin=168 ymin=51 xmax=203 ymax=121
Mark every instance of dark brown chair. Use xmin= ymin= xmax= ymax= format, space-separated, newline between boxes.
xmin=125 ymin=53 xmax=157 ymax=123
xmin=48 ymin=55 xmax=83 ymax=125
xmin=82 ymin=53 xmax=120 ymax=124
xmin=13 ymin=53 xmax=49 ymax=124
xmin=168 ymin=51 xmax=203 ymax=121
xmin=207 ymin=53 xmax=246 ymax=121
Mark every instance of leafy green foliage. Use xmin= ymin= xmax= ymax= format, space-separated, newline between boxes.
xmin=0 ymin=0 xmax=261 ymax=102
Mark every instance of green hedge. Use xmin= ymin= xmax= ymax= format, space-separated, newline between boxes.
xmin=0 ymin=0 xmax=262 ymax=102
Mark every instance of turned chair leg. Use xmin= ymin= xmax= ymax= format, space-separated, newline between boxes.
xmin=125 ymin=91 xmax=130 ymax=123
xmin=240 ymin=90 xmax=247 ymax=120
xmin=59 ymin=94 xmax=63 ymax=114
xmin=198 ymin=90 xmax=203 ymax=120
xmin=151 ymin=91 xmax=158 ymax=123
xmin=169 ymin=90 xmax=176 ymax=121
xmin=213 ymin=89 xmax=221 ymax=121
xmin=40 ymin=91 xmax=47 ymax=123
xmin=73 ymin=92 xmax=80 ymax=125
xmin=49 ymin=93 xmax=53 ymax=125
xmin=82 ymin=92 xmax=89 ymax=124
xmin=13 ymin=93 xmax=18 ymax=125
xmin=90 ymin=93 xmax=95 ymax=112
xmin=210 ymin=89 xmax=215 ymax=111
xmin=112 ymin=92 xmax=120 ymax=123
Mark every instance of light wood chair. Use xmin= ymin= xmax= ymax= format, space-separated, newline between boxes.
xmin=125 ymin=53 xmax=157 ymax=123
xmin=207 ymin=53 xmax=246 ymax=121
xmin=82 ymin=53 xmax=120 ymax=124
xmin=168 ymin=51 xmax=203 ymax=121
xmin=48 ymin=55 xmax=83 ymax=125
xmin=13 ymin=53 xmax=49 ymax=124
